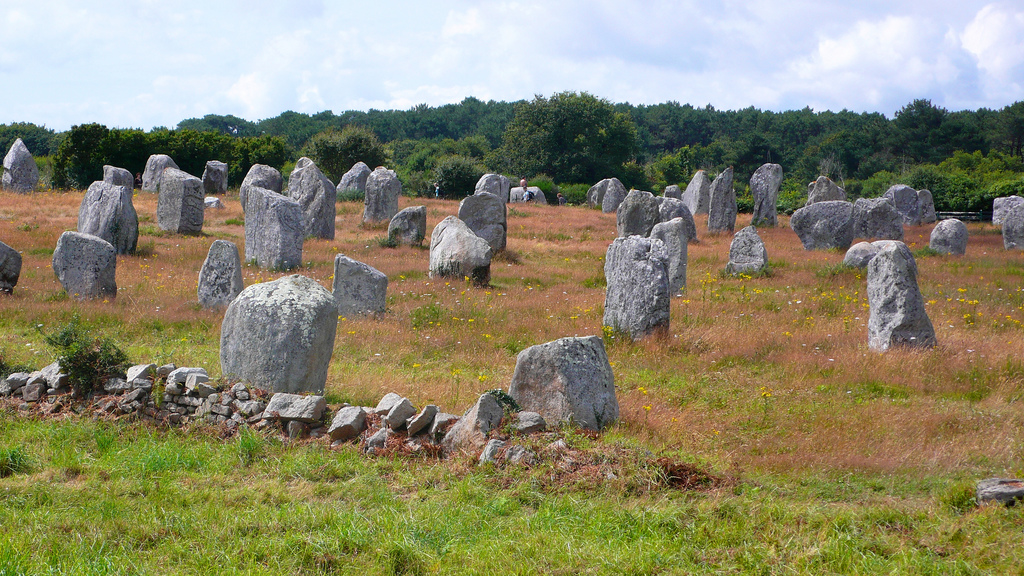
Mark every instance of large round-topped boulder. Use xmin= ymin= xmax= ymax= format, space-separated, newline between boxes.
xmin=475 ymin=173 xmax=511 ymax=203
xmin=141 ymin=154 xmax=179 ymax=192
xmin=725 ymin=226 xmax=768 ymax=276
xmin=52 ymin=232 xmax=117 ymax=300
xmin=656 ymin=196 xmax=698 ymax=242
xmin=78 ymin=181 xmax=139 ymax=255
xmin=388 ymin=206 xmax=427 ymax=246
xmin=156 ymin=168 xmax=205 ymax=235
xmin=287 ymin=157 xmax=337 ymax=240
xmin=459 ymin=191 xmax=507 ymax=252
xmin=220 ymin=275 xmax=337 ymax=394
xmin=363 ymin=167 xmax=402 ymax=224
xmin=338 ymin=162 xmax=371 ymax=194
xmin=790 ymin=200 xmax=855 ymax=250
xmin=429 ymin=216 xmax=492 ymax=285
xmin=930 ymin=219 xmax=968 ymax=255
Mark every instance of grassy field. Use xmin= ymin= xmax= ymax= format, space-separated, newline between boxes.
xmin=2 ymin=190 xmax=1024 ymax=574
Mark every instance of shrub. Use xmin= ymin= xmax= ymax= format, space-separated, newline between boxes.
xmin=434 ymin=155 xmax=484 ymax=199
xmin=559 ymin=183 xmax=590 ymax=205
xmin=305 ymin=126 xmax=388 ymax=183
xmin=42 ymin=314 xmax=129 ymax=396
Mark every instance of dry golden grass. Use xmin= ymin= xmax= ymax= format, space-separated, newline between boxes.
xmin=2 ymin=190 xmax=1024 ymax=478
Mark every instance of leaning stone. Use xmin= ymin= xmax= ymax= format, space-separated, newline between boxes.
xmin=429 ymin=413 xmax=458 ymax=439
xmin=1003 ymin=205 xmax=1024 ymax=250
xmin=806 ymin=176 xmax=845 ymax=205
xmin=375 ymin=393 xmax=403 ymax=416
xmin=663 ymin=184 xmax=682 ymax=200
xmin=603 ymin=236 xmax=670 ymax=339
xmin=649 ymin=218 xmax=688 ymax=295
xmin=852 ymin=197 xmax=903 ymax=241
xmin=790 ymin=201 xmax=855 ymax=251
xmin=681 ymin=170 xmax=712 ymax=215
xmin=220 ymin=275 xmax=337 ymax=394
xmin=616 ymin=190 xmax=660 ymax=238
xmin=587 ymin=178 xmax=626 ymax=211
xmin=993 ymin=196 xmax=1024 ymax=226
xmin=388 ymin=206 xmax=427 ymax=246
xmin=243 ymin=186 xmax=303 ymax=270
xmin=202 ymin=161 xmax=228 ymax=195
xmin=363 ymin=167 xmax=401 ymax=224
xmin=126 ymin=364 xmax=156 ymax=382
xmin=2 ymin=139 xmax=39 ymax=192
xmin=843 ymin=242 xmax=880 ymax=268
xmin=239 ymin=164 xmax=283 ymax=208
xmin=406 ymin=405 xmax=439 ymax=436
xmin=707 ymin=167 xmax=736 ymax=233
xmin=263 ymin=393 xmax=327 ymax=423
xmin=0 ymin=241 xmax=22 ymax=294
xmin=332 ymin=254 xmax=387 ymax=316
xmin=167 ymin=367 xmax=208 ymax=385
xmin=52 ymin=232 xmax=117 ymax=300
xmin=514 ymin=411 xmax=546 ymax=434
xmin=459 ymin=192 xmax=507 ymax=252
xmin=287 ymin=157 xmax=336 ymax=240
xmin=977 ymin=478 xmax=1024 ymax=506
xmin=142 ymin=154 xmax=179 ymax=192
xmin=884 ymin=184 xmax=921 ymax=226
xmin=509 ymin=335 xmax=618 ymax=431
xmin=103 ymin=165 xmax=133 ymax=189
xmin=156 ymin=168 xmax=205 ymax=235
xmin=725 ymin=226 xmax=768 ymax=276
xmin=867 ymin=241 xmax=936 ymax=352
xmin=750 ymin=163 xmax=783 ymax=226
xmin=475 ymin=173 xmax=511 ymax=204
xmin=918 ymin=189 xmax=937 ymax=224
xmin=328 ymin=406 xmax=367 ymax=441
xmin=442 ymin=393 xmax=503 ymax=455
xmin=338 ymin=162 xmax=371 ymax=193
xmin=478 ymin=439 xmax=506 ymax=465
xmin=429 ymin=216 xmax=492 ymax=285
xmin=78 ymin=181 xmax=138 ymax=255
xmin=930 ymin=219 xmax=968 ymax=255
xmin=385 ymin=398 xmax=417 ymax=430
xmin=198 ymin=240 xmax=244 ymax=309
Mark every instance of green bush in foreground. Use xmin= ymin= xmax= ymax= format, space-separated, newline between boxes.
xmin=42 ymin=314 xmax=129 ymax=396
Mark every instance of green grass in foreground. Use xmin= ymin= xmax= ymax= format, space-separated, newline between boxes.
xmin=0 ymin=414 xmax=1020 ymax=575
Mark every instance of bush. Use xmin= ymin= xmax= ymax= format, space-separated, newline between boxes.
xmin=42 ymin=314 xmax=129 ymax=396
xmin=434 ymin=155 xmax=484 ymax=199
xmin=304 ymin=126 xmax=388 ymax=183
xmin=559 ymin=183 xmax=590 ymax=205
xmin=527 ymin=174 xmax=558 ymax=204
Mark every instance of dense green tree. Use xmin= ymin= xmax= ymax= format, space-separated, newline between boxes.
xmin=52 ymin=123 xmax=110 ymax=189
xmin=0 ymin=123 xmax=59 ymax=157
xmin=433 ymin=155 xmax=485 ymax=199
xmin=304 ymin=126 xmax=389 ymax=182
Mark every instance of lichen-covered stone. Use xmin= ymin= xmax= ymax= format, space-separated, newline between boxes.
xmin=707 ymin=167 xmax=736 ymax=233
xmin=459 ymin=192 xmax=507 ymax=252
xmin=52 ymin=231 xmax=117 ymax=300
xmin=806 ymin=176 xmax=845 ymax=205
xmin=681 ymin=170 xmax=711 ymax=215
xmin=867 ymin=241 xmax=936 ymax=351
xmin=725 ymin=226 xmax=768 ymax=276
xmin=103 ymin=165 xmax=134 ymax=190
xmin=918 ymin=189 xmax=937 ymax=224
xmin=2 ymin=139 xmax=39 ymax=192
xmin=0 ymin=241 xmax=22 ymax=294
xmin=243 ymin=186 xmax=303 ymax=270
xmin=663 ymin=184 xmax=681 ymax=200
xmin=239 ymin=164 xmax=283 ymax=208
xmin=750 ymin=163 xmax=783 ymax=226
xmin=198 ymin=240 xmax=244 ymax=309
xmin=202 ymin=161 xmax=228 ymax=195
xmin=1003 ymin=204 xmax=1024 ymax=250
xmin=363 ymin=167 xmax=401 ymax=224
xmin=616 ymin=190 xmax=659 ymax=238
xmin=993 ymin=196 xmax=1024 ymax=226
xmin=442 ymin=393 xmax=504 ymax=455
xmin=884 ymin=184 xmax=921 ymax=226
xmin=78 ymin=181 xmax=138 ymax=254
xmin=388 ymin=206 xmax=427 ymax=246
xmin=655 ymin=197 xmax=697 ymax=243
xmin=790 ymin=200 xmax=854 ymax=250
xmin=338 ymin=162 xmax=371 ymax=193
xmin=852 ymin=197 xmax=903 ymax=240
xmin=843 ymin=242 xmax=880 ymax=268
xmin=141 ymin=154 xmax=178 ymax=192
xmin=587 ymin=178 xmax=626 ymax=211
xmin=287 ymin=157 xmax=337 ymax=239
xmin=603 ymin=236 xmax=670 ymax=339
xmin=649 ymin=218 xmax=688 ymax=294
xmin=929 ymin=219 xmax=967 ymax=255
xmin=475 ymin=173 xmax=511 ymax=204
xmin=332 ymin=254 xmax=387 ymax=316
xmin=156 ymin=168 xmax=204 ymax=235
xmin=429 ymin=216 xmax=492 ymax=285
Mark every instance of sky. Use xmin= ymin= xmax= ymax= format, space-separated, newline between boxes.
xmin=1 ymin=0 xmax=1023 ymax=131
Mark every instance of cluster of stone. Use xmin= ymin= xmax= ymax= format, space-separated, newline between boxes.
xmin=883 ymin=184 xmax=936 ymax=225
xmin=3 ymin=138 xmax=39 ymax=192
xmin=0 ymin=361 xmax=70 ymax=403
xmin=588 ymin=178 xmax=627 ymax=212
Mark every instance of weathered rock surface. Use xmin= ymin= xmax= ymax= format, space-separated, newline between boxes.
xmin=374 ymin=393 xmax=403 ymax=415
xmin=459 ymin=192 xmax=507 ymax=252
xmin=977 ymin=478 xmax=1024 ymax=506
xmin=406 ymin=405 xmax=439 ymax=436
xmin=508 ymin=336 xmax=618 ymax=431
xmin=332 ymin=254 xmax=387 ymax=316
xmin=328 ymin=406 xmax=367 ymax=441
xmin=167 ymin=367 xmax=207 ymax=385
xmin=338 ymin=162 xmax=371 ymax=193
xmin=442 ymin=393 xmax=504 ymax=455
xmin=78 ymin=181 xmax=138 ymax=254
xmin=0 ymin=241 xmax=21 ymax=294
xmin=204 ymin=196 xmax=224 ymax=209
xmin=750 ymin=163 xmax=783 ymax=226
xmin=2 ymin=139 xmax=38 ymax=192
xmin=656 ymin=197 xmax=698 ymax=243
xmin=930 ymin=219 xmax=967 ymax=255
xmin=103 ymin=165 xmax=134 ymax=190
xmin=510 ymin=186 xmax=546 ymax=204
xmin=363 ymin=167 xmax=401 ymax=224
xmin=385 ymin=398 xmax=417 ymax=429
xmin=867 ymin=241 xmax=936 ymax=351
xmin=918 ymin=189 xmax=937 ymax=224
xmin=587 ymin=178 xmax=626 ymax=211
xmin=220 ymin=275 xmax=337 ymax=394
xmin=663 ymin=184 xmax=682 ymax=200
xmin=806 ymin=176 xmax=845 ymax=205
xmin=52 ymin=232 xmax=117 ymax=300
xmin=202 ymin=161 xmax=228 ymax=195
xmin=157 ymin=168 xmax=204 ymax=234
xmin=843 ymin=242 xmax=880 ymax=268
xmin=616 ymin=190 xmax=660 ymax=237
xmin=287 ymin=157 xmax=337 ymax=239
xmin=790 ymin=200 xmax=855 ymax=250
xmin=603 ymin=236 xmax=670 ymax=339
xmin=725 ymin=226 xmax=768 ymax=276
xmin=475 ymin=173 xmax=511 ymax=203
xmin=239 ymin=164 xmax=283 ymax=207
xmin=142 ymin=154 xmax=179 ymax=192
xmin=681 ymin=170 xmax=712 ymax=215
xmin=263 ymin=393 xmax=327 ymax=423
xmin=478 ymin=439 xmax=506 ymax=464
xmin=993 ymin=196 xmax=1024 ymax=226
xmin=884 ymin=185 xmax=921 ymax=225
xmin=429 ymin=216 xmax=492 ymax=285
xmin=1003 ymin=205 xmax=1024 ymax=250
xmin=243 ymin=186 xmax=303 ymax=270
xmin=649 ymin=218 xmax=688 ymax=294
xmin=514 ymin=412 xmax=546 ymax=434
xmin=707 ymin=167 xmax=736 ymax=233
xmin=388 ymin=206 xmax=427 ymax=245
xmin=198 ymin=240 xmax=244 ymax=309
xmin=852 ymin=197 xmax=903 ymax=240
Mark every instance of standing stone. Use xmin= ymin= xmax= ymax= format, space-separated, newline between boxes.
xmin=681 ymin=170 xmax=712 ymax=215
xmin=441 ymin=393 xmax=504 ymax=455
xmin=141 ymin=154 xmax=179 ymax=192
xmin=663 ymin=184 xmax=682 ymax=200
xmin=790 ymin=200 xmax=855 ymax=250
xmin=1003 ymin=204 xmax=1024 ymax=250
xmin=656 ymin=197 xmax=698 ymax=242
xmin=750 ymin=163 xmax=783 ymax=226
xmin=649 ymin=218 xmax=688 ymax=294
xmin=918 ymin=189 xmax=937 ymax=224
xmin=725 ymin=226 xmax=769 ymax=276
xmin=930 ymin=219 xmax=968 ymax=255
xmin=198 ymin=240 xmax=244 ymax=309
xmin=332 ymin=254 xmax=387 ymax=316
xmin=363 ymin=167 xmax=401 ymax=224
xmin=510 ymin=186 xmax=546 ymax=204
xmin=103 ymin=165 xmax=134 ymax=190
xmin=459 ymin=192 xmax=507 ymax=252
xmin=338 ymin=162 xmax=371 ymax=193
xmin=707 ymin=167 xmax=736 ymax=233
xmin=475 ymin=173 xmax=511 ymax=204
xmin=0 ymin=241 xmax=21 ymax=294
xmin=388 ymin=206 xmax=427 ymax=245
xmin=52 ymin=232 xmax=116 ymax=300
xmin=157 ymin=168 xmax=204 ymax=235
xmin=287 ymin=157 xmax=337 ymax=240
xmin=429 ymin=216 xmax=492 ymax=285
xmin=603 ymin=236 xmax=670 ymax=339
xmin=2 ymin=139 xmax=38 ymax=192
xmin=867 ymin=242 xmax=936 ymax=351
xmin=806 ymin=176 xmax=845 ymax=205
xmin=220 ymin=275 xmax=337 ymax=394
xmin=77 ymin=181 xmax=139 ymax=255
xmin=243 ymin=186 xmax=303 ymax=270
xmin=993 ymin=196 xmax=1024 ymax=226
xmin=587 ymin=178 xmax=626 ymax=211
xmin=508 ymin=335 xmax=618 ymax=431
xmin=202 ymin=161 xmax=228 ymax=195
xmin=884 ymin=184 xmax=921 ymax=225
xmin=616 ymin=190 xmax=660 ymax=238
xmin=600 ymin=183 xmax=627 ymax=213
xmin=843 ymin=242 xmax=881 ymax=268
xmin=239 ymin=164 xmax=283 ymax=207
xmin=852 ymin=197 xmax=903 ymax=240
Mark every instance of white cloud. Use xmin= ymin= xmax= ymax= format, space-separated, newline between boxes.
xmin=961 ymin=2 xmax=1024 ymax=101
